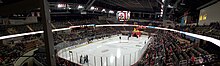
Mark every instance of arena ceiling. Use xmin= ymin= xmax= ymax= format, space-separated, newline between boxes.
xmin=96 ymin=0 xmax=162 ymax=12
xmin=0 ymin=0 xmax=216 ymax=17
xmin=46 ymin=0 xmax=214 ymax=13
xmin=168 ymin=0 xmax=214 ymax=18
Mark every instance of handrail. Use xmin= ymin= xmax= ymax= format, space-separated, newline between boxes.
xmin=33 ymin=58 xmax=45 ymax=66
xmin=19 ymin=57 xmax=31 ymax=66
xmin=14 ymin=48 xmax=38 ymax=66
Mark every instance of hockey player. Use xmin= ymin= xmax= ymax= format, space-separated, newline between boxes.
xmin=85 ymin=55 xmax=88 ymax=63
xmin=128 ymin=31 xmax=132 ymax=40
xmin=80 ymin=55 xmax=83 ymax=64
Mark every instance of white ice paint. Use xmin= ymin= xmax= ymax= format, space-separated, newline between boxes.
xmin=57 ymin=35 xmax=151 ymax=66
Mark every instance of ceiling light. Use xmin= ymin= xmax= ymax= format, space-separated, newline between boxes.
xmin=180 ymin=3 xmax=185 ymax=5
xmin=57 ymin=4 xmax=66 ymax=8
xmin=90 ymin=6 xmax=95 ymax=10
xmin=180 ymin=0 xmax=185 ymax=5
xmin=101 ymin=9 xmax=106 ymax=13
xmin=162 ymin=0 xmax=165 ymax=3
xmin=95 ymin=8 xmax=99 ymax=11
xmin=109 ymin=10 xmax=114 ymax=14
xmin=77 ymin=5 xmax=84 ymax=9
xmin=168 ymin=5 xmax=174 ymax=8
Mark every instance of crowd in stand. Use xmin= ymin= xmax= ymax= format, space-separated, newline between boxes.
xmin=0 ymin=18 xmax=220 ymax=66
xmin=0 ymin=19 xmax=121 ymax=66
xmin=0 ymin=43 xmax=25 ymax=65
xmin=0 ymin=19 xmax=117 ymax=36
xmin=0 ymin=36 xmax=42 ymax=66
xmin=174 ymin=22 xmax=220 ymax=40
xmin=138 ymin=30 xmax=218 ymax=66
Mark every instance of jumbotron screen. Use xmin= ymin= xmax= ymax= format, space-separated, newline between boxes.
xmin=116 ymin=11 xmax=131 ymax=21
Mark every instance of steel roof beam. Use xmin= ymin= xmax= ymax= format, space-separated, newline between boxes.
xmin=109 ymin=0 xmax=129 ymax=8
xmin=85 ymin=0 xmax=96 ymax=10
xmin=39 ymin=0 xmax=56 ymax=66
xmin=197 ymin=0 xmax=219 ymax=10
xmin=156 ymin=0 xmax=164 ymax=5
xmin=162 ymin=0 xmax=169 ymax=20
xmin=168 ymin=0 xmax=181 ymax=14
xmin=0 ymin=0 xmax=39 ymax=16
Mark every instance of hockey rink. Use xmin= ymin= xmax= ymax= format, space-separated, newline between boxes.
xmin=57 ymin=35 xmax=151 ymax=66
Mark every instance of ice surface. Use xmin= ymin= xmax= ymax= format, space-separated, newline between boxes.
xmin=58 ymin=35 xmax=151 ymax=66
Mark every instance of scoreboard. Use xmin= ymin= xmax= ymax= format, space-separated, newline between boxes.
xmin=116 ymin=11 xmax=131 ymax=21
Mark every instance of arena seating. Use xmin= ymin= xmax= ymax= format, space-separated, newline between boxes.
xmin=1 ymin=19 xmax=220 ymax=66
xmin=174 ymin=22 xmax=220 ymax=40
xmin=137 ymin=30 xmax=218 ymax=66
xmin=0 ymin=36 xmax=43 ymax=65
